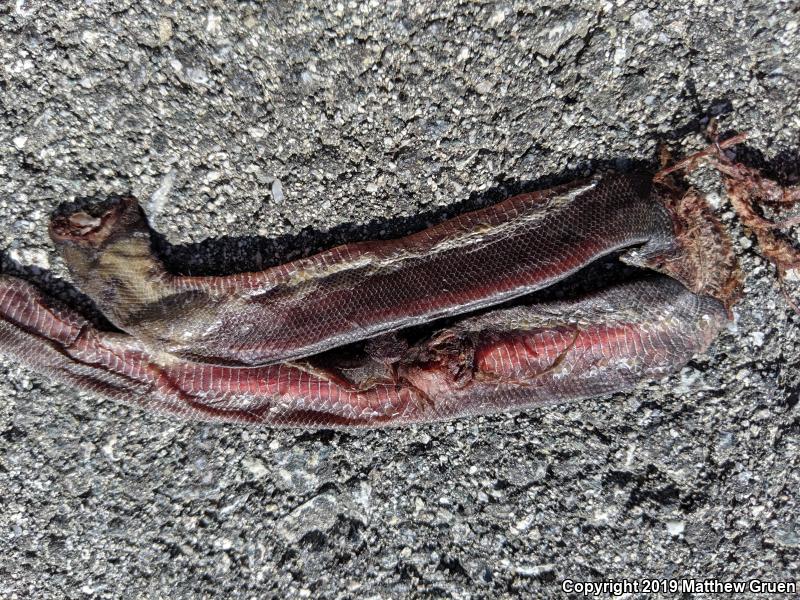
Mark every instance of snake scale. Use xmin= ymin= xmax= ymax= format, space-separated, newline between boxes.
xmin=1 ymin=135 xmax=796 ymax=428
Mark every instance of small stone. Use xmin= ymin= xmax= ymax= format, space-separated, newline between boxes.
xmin=488 ymin=9 xmax=506 ymax=27
xmin=271 ymin=179 xmax=284 ymax=204
xmin=279 ymin=493 xmax=339 ymax=543
xmin=666 ymin=520 xmax=685 ymax=536
xmin=158 ymin=18 xmax=173 ymax=44
xmin=81 ymin=31 xmax=100 ymax=44
xmin=631 ymin=10 xmax=653 ymax=31
xmin=186 ymin=67 xmax=209 ymax=86
xmin=515 ymin=563 xmax=555 ymax=577
xmin=217 ymin=537 xmax=232 ymax=550
xmin=475 ymin=80 xmax=493 ymax=95
xmin=706 ymin=192 xmax=723 ymax=209
xmin=241 ymin=457 xmax=268 ymax=478
xmin=207 ymin=11 xmax=222 ymax=34
xmin=148 ymin=169 xmax=176 ymax=216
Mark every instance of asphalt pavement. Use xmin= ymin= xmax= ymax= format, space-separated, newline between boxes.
xmin=1 ymin=1 xmax=798 ymax=598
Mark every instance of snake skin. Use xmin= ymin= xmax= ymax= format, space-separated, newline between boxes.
xmin=0 ymin=169 xmax=738 ymax=427
xmin=48 ymin=173 xmax=680 ymax=365
xmin=0 ymin=274 xmax=725 ymax=428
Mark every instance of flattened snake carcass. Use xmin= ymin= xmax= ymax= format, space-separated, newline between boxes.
xmin=1 ymin=134 xmax=798 ymax=428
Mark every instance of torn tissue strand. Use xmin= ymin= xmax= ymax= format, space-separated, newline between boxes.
xmin=715 ymin=160 xmax=800 ymax=272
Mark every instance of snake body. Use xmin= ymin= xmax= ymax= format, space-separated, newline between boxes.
xmin=0 ymin=166 xmax=741 ymax=427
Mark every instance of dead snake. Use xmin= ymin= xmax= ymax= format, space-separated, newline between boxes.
xmin=1 ymin=136 xmax=794 ymax=428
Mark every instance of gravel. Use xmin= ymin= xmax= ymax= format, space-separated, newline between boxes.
xmin=1 ymin=1 xmax=798 ymax=598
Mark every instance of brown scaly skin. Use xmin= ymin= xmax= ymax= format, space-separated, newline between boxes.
xmin=2 ymin=134 xmax=795 ymax=428
xmin=48 ymin=174 xmax=679 ymax=367
xmin=48 ymin=171 xmax=734 ymax=367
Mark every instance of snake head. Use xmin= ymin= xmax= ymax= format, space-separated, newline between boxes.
xmin=49 ymin=196 xmax=147 ymax=251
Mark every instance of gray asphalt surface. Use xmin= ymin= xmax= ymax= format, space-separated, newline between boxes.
xmin=1 ymin=1 xmax=799 ymax=598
